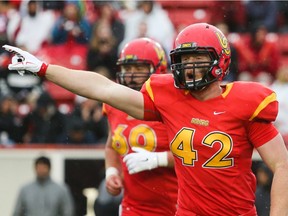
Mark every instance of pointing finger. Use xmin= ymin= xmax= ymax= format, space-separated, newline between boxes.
xmin=2 ymin=45 xmax=25 ymax=57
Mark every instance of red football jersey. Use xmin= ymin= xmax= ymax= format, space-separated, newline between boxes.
xmin=103 ymin=104 xmax=178 ymax=216
xmin=141 ymin=74 xmax=279 ymax=216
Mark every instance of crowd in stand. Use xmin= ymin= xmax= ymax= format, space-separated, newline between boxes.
xmin=0 ymin=0 xmax=287 ymax=148
xmin=2 ymin=1 xmax=288 ymax=216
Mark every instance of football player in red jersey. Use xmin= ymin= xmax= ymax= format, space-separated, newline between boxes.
xmin=104 ymin=38 xmax=178 ymax=216
xmin=3 ymin=23 xmax=288 ymax=216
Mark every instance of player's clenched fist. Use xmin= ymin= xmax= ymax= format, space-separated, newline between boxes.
xmin=105 ymin=167 xmax=123 ymax=196
xmin=2 ymin=44 xmax=48 ymax=77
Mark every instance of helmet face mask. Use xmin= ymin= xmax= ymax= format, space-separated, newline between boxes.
xmin=117 ymin=63 xmax=152 ymax=90
xmin=116 ymin=37 xmax=167 ymax=90
xmin=170 ymin=23 xmax=231 ymax=91
xmin=171 ymin=48 xmax=220 ymax=91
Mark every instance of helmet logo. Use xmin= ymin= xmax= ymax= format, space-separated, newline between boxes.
xmin=154 ymin=45 xmax=167 ymax=67
xmin=215 ymin=31 xmax=230 ymax=55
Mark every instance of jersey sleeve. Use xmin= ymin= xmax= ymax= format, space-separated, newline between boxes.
xmin=141 ymin=78 xmax=162 ymax=121
xmin=248 ymin=84 xmax=278 ymax=122
xmin=247 ymin=121 xmax=279 ymax=148
xmin=226 ymin=82 xmax=278 ymax=123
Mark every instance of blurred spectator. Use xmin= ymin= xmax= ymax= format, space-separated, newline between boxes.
xmin=42 ymin=80 xmax=77 ymax=115
xmin=2 ymin=1 xmax=44 ymax=98
xmin=68 ymin=96 xmax=108 ymax=145
xmin=43 ymin=0 xmax=65 ymax=11
xmin=13 ymin=156 xmax=75 ymax=216
xmin=119 ymin=0 xmax=174 ymax=58
xmin=93 ymin=1 xmax=125 ymax=51
xmin=0 ymin=1 xmax=12 ymax=47
xmin=0 ymin=94 xmax=23 ymax=144
xmin=255 ymin=162 xmax=273 ymax=216
xmin=86 ymin=21 xmax=118 ymax=79
xmin=58 ymin=115 xmax=96 ymax=145
xmin=4 ymin=1 xmax=50 ymax=97
xmin=233 ymin=25 xmax=280 ymax=85
xmin=244 ymin=1 xmax=279 ymax=33
xmin=22 ymin=92 xmax=67 ymax=143
xmin=215 ymin=22 xmax=238 ymax=82
xmin=0 ymin=0 xmax=10 ymax=82
xmin=10 ymin=0 xmax=56 ymax=53
xmin=5 ymin=1 xmax=21 ymax=44
xmin=278 ymin=1 xmax=288 ymax=32
xmin=211 ymin=1 xmax=246 ymax=32
xmin=270 ymin=66 xmax=288 ymax=147
xmin=51 ymin=2 xmax=91 ymax=45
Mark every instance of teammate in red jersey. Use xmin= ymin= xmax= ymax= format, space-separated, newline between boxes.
xmin=3 ymin=23 xmax=288 ymax=216
xmin=104 ymin=38 xmax=178 ymax=216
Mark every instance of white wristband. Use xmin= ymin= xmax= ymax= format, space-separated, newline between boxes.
xmin=105 ymin=167 xmax=119 ymax=180
xmin=156 ymin=152 xmax=168 ymax=167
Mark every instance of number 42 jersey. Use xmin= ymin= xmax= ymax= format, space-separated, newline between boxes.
xmin=141 ymin=74 xmax=279 ymax=216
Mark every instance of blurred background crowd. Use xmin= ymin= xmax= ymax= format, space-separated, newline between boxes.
xmin=0 ymin=1 xmax=287 ymax=216
xmin=0 ymin=0 xmax=288 ymax=147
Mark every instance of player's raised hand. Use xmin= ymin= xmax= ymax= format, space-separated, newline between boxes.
xmin=2 ymin=45 xmax=48 ymax=77
xmin=123 ymin=147 xmax=168 ymax=174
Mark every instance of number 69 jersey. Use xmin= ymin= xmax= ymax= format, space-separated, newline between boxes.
xmin=103 ymin=103 xmax=178 ymax=216
xmin=141 ymin=74 xmax=279 ymax=216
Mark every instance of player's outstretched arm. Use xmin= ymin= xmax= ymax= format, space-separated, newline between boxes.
xmin=47 ymin=64 xmax=144 ymax=119
xmin=2 ymin=45 xmax=144 ymax=120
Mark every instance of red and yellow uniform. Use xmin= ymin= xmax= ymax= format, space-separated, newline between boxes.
xmin=103 ymin=104 xmax=178 ymax=216
xmin=141 ymin=74 xmax=278 ymax=216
